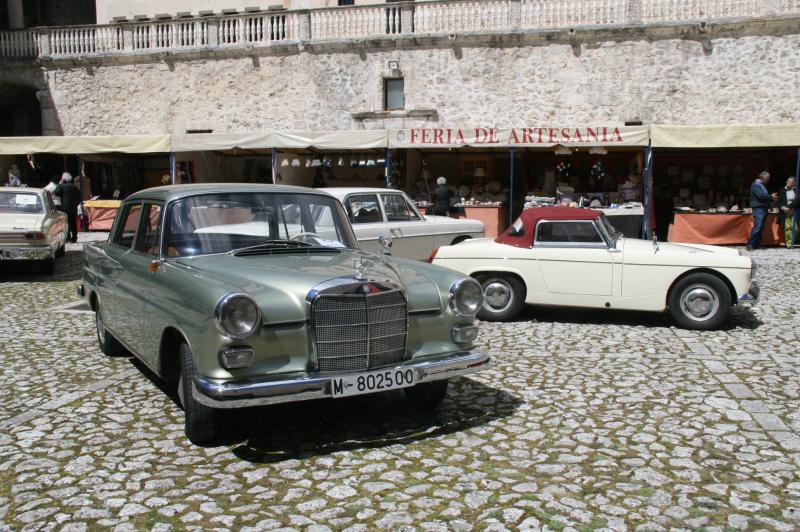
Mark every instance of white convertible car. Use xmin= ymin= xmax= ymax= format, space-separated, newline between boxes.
xmin=432 ymin=207 xmax=758 ymax=329
xmin=324 ymin=188 xmax=484 ymax=261
xmin=0 ymin=187 xmax=67 ymax=274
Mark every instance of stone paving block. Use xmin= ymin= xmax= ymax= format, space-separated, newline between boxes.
xmin=723 ymin=383 xmax=756 ymax=399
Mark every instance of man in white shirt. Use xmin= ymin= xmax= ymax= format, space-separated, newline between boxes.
xmin=779 ymin=176 xmax=799 ymax=248
xmin=44 ymin=175 xmax=61 ymax=208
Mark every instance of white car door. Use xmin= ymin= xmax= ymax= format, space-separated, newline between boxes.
xmin=533 ymin=220 xmax=616 ymax=299
xmin=379 ymin=193 xmax=434 ymax=261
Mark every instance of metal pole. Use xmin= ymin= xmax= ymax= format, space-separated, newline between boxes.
xmin=169 ymin=152 xmax=176 ymax=184
xmin=384 ymin=148 xmax=391 ymax=188
xmin=793 ymin=146 xmax=800 ymax=246
xmin=642 ymin=146 xmax=653 ymax=240
xmin=271 ymin=147 xmax=278 ymax=184
xmin=509 ymin=148 xmax=515 ymax=227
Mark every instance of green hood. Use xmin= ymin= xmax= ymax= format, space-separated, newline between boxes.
xmin=173 ymin=250 xmax=445 ymax=322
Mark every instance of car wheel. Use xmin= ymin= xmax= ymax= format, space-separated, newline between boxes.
xmin=40 ymin=257 xmax=55 ymax=274
xmin=476 ymin=274 xmax=525 ymax=321
xmin=405 ymin=380 xmax=448 ymax=413
xmin=95 ymin=303 xmax=124 ymax=356
xmin=178 ymin=342 xmax=220 ymax=445
xmin=668 ymin=273 xmax=731 ymax=330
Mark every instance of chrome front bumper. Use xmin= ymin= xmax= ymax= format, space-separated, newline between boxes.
xmin=0 ymin=245 xmax=52 ymax=261
xmin=193 ymin=351 xmax=491 ymax=409
xmin=738 ymin=282 xmax=760 ymax=307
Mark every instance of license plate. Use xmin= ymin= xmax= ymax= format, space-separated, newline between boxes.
xmin=330 ymin=366 xmax=416 ymax=398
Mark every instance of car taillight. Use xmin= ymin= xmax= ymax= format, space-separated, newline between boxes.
xmin=427 ymin=247 xmax=439 ymax=263
xmin=24 ymin=231 xmax=46 ymax=240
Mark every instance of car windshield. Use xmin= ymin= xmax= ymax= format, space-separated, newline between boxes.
xmin=598 ymin=214 xmax=622 ymax=246
xmin=163 ymin=192 xmax=358 ymax=257
xmin=0 ymin=192 xmax=43 ymax=214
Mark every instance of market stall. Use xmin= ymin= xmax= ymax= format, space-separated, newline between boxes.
xmin=84 ymin=199 xmax=122 ymax=231
xmin=389 ymin=126 xmax=651 ymax=237
xmin=651 ymin=124 xmax=800 ymax=245
xmin=0 ymin=134 xmax=172 ymax=231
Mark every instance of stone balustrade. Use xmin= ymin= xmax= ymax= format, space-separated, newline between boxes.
xmin=2 ymin=0 xmax=798 ymax=60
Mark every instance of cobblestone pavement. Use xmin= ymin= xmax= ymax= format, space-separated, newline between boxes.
xmin=1 ymin=236 xmax=799 ymax=531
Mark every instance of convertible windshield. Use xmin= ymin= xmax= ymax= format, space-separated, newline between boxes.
xmin=598 ymin=214 xmax=622 ymax=246
xmin=0 ymin=192 xmax=43 ymax=214
xmin=164 ymin=192 xmax=358 ymax=257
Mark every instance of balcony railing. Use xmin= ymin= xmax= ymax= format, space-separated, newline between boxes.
xmin=1 ymin=0 xmax=798 ymax=60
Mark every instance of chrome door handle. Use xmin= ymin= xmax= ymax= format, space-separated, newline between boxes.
xmin=390 ymin=228 xmax=403 ymax=238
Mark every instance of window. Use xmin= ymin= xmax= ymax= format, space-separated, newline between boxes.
xmin=381 ymin=194 xmax=419 ymax=222
xmin=135 ymin=204 xmax=163 ymax=255
xmin=338 ymin=0 xmax=354 ymax=5
xmin=113 ymin=203 xmax=142 ymax=249
xmin=536 ymin=221 xmax=603 ymax=245
xmin=384 ymin=78 xmax=404 ymax=110
xmin=164 ymin=193 xmax=357 ymax=257
xmin=347 ymin=195 xmax=382 ymax=224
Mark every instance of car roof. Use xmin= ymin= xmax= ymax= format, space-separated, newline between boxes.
xmin=496 ymin=206 xmax=602 ymax=248
xmin=124 ymin=183 xmax=333 ymax=203
xmin=321 ymin=187 xmax=403 ymax=199
xmin=2 ymin=187 xmax=45 ymax=194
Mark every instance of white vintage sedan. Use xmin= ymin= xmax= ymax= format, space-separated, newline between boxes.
xmin=432 ymin=207 xmax=758 ymax=329
xmin=323 ymin=188 xmax=484 ymax=261
xmin=0 ymin=187 xmax=67 ymax=274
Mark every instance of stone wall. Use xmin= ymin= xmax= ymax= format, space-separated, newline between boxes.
xmin=3 ymin=19 xmax=799 ymax=136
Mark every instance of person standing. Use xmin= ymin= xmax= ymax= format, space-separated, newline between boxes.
xmin=746 ymin=171 xmax=778 ymax=250
xmin=778 ymin=176 xmax=799 ymax=248
xmin=6 ymin=166 xmax=22 ymax=187
xmin=55 ymin=172 xmax=82 ymax=243
xmin=44 ymin=174 xmax=61 ymax=208
xmin=432 ymin=176 xmax=454 ymax=217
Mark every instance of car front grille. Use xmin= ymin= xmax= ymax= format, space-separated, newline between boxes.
xmin=312 ymin=289 xmax=408 ymax=373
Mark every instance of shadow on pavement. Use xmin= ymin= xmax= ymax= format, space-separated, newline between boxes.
xmin=514 ymin=304 xmax=762 ymax=330
xmin=231 ymin=379 xmax=521 ymax=463
xmin=128 ymin=357 xmax=521 ymax=460
xmin=0 ymin=249 xmax=84 ymax=282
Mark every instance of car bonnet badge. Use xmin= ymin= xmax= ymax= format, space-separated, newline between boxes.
xmin=354 ymin=255 xmax=371 ymax=280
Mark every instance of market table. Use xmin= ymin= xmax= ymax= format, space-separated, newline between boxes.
xmin=599 ymin=207 xmax=643 ymax=239
xmin=667 ymin=212 xmax=783 ymax=246
xmin=84 ymin=199 xmax=121 ymax=231
xmin=462 ymin=206 xmax=508 ymax=238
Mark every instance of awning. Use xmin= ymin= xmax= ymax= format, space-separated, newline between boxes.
xmin=388 ymin=126 xmax=650 ymax=148
xmin=171 ymin=130 xmax=387 ymax=152
xmin=650 ymin=124 xmax=800 ymax=148
xmin=0 ymin=134 xmax=171 ymax=155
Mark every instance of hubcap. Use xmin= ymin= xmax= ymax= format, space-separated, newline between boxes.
xmin=680 ymin=284 xmax=719 ymax=321
xmin=483 ymin=280 xmax=513 ymax=313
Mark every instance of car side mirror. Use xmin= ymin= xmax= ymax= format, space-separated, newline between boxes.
xmin=378 ymin=235 xmax=393 ymax=255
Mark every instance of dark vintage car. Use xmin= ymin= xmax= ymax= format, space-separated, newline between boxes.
xmin=80 ymin=184 xmax=490 ymax=444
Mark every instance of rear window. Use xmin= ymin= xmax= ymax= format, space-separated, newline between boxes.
xmin=0 ymin=192 xmax=42 ymax=214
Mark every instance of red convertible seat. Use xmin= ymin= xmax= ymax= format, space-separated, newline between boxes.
xmin=495 ymin=206 xmax=601 ymax=248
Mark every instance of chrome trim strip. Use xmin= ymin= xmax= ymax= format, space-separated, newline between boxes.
xmin=192 ymin=351 xmax=490 ymax=409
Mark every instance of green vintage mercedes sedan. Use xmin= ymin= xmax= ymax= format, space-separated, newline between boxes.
xmin=80 ymin=184 xmax=489 ymax=444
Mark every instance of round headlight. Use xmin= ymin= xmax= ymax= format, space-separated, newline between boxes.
xmin=214 ymin=294 xmax=261 ymax=339
xmin=450 ymin=278 xmax=482 ymax=317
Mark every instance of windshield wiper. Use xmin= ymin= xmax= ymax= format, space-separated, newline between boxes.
xmin=228 ymin=240 xmax=312 ymax=255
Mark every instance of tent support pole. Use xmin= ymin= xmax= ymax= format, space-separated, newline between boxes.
xmin=384 ymin=148 xmax=391 ymax=188
xmin=643 ymin=146 xmax=654 ymax=240
xmin=169 ymin=152 xmax=176 ymax=184
xmin=271 ymin=148 xmax=278 ymax=184
xmin=509 ymin=148 xmax=515 ymax=227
